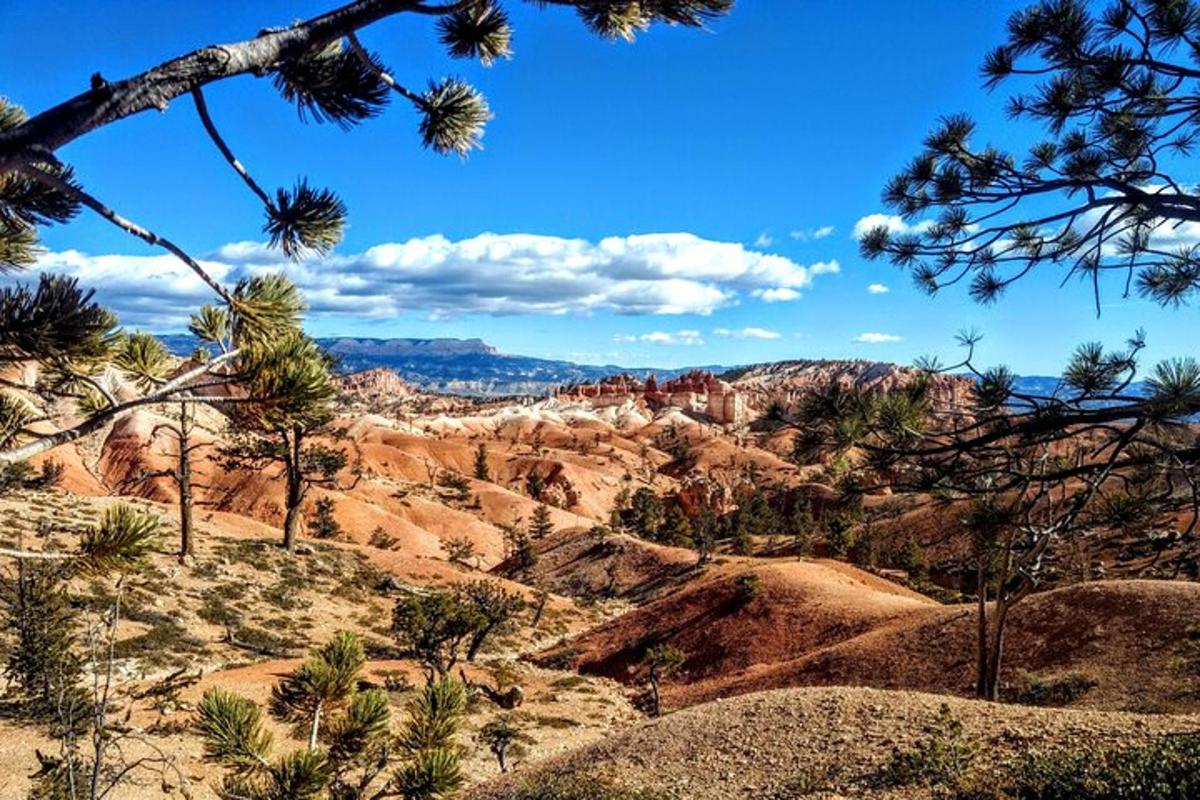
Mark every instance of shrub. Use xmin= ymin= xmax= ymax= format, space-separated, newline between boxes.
xmin=438 ymin=470 xmax=472 ymax=502
xmin=734 ymin=573 xmax=762 ymax=603
xmin=368 ymin=526 xmax=400 ymax=550
xmin=1006 ymin=671 xmax=1098 ymax=708
xmin=885 ymin=704 xmax=976 ymax=790
xmin=957 ymin=734 xmax=1200 ymax=800
xmin=311 ymin=496 xmax=342 ymax=539
xmin=442 ymin=536 xmax=479 ymax=569
xmin=496 ymin=775 xmax=668 ymax=800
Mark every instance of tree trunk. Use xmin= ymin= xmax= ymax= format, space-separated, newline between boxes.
xmin=498 ymin=748 xmax=508 ymax=773
xmin=649 ymin=673 xmax=661 ymax=717
xmin=984 ymin=595 xmax=1012 ymax=702
xmin=282 ymin=429 xmax=305 ymax=552
xmin=178 ymin=402 xmax=194 ymax=561
xmin=975 ymin=560 xmax=989 ymax=699
xmin=466 ymin=623 xmax=494 ymax=662
xmin=283 ymin=495 xmax=303 ymax=553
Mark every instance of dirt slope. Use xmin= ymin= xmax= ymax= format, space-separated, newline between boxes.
xmin=536 ymin=559 xmax=938 ymax=689
xmin=470 ymin=686 xmax=1200 ymax=800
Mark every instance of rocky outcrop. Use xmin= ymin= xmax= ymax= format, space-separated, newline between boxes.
xmin=557 ymin=371 xmax=747 ymax=426
xmin=338 ymin=368 xmax=415 ymax=401
xmin=673 ymin=470 xmax=734 ymax=517
xmin=723 ymin=360 xmax=974 ymax=415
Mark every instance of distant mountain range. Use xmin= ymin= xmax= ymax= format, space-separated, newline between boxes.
xmin=158 ymin=335 xmax=728 ymax=397
xmin=158 ymin=334 xmax=1146 ymax=401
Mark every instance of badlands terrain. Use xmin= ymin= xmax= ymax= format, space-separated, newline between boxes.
xmin=2 ymin=359 xmax=1199 ymax=799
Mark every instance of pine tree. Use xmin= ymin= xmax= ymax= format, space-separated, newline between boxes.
xmin=473 ymin=442 xmax=490 ymax=481
xmin=478 ymin=715 xmax=529 ymax=773
xmin=216 ymin=314 xmax=354 ymax=552
xmin=199 ymin=631 xmax=464 ymax=800
xmin=529 ymin=504 xmax=554 ymax=540
xmin=643 ymin=644 xmax=685 ymax=717
xmin=310 ymin=497 xmax=342 ymax=540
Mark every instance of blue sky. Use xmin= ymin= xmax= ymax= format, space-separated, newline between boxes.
xmin=1 ymin=0 xmax=1193 ymax=374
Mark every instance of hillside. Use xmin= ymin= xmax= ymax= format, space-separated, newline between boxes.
xmin=470 ymin=686 xmax=1200 ymax=800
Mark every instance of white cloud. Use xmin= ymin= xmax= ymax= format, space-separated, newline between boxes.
xmin=22 ymin=232 xmax=842 ymax=327
xmin=789 ymin=225 xmax=837 ymax=242
xmin=614 ymin=330 xmax=705 ymax=346
xmin=866 ymin=283 xmax=891 ymax=294
xmin=809 ymin=260 xmax=840 ymax=275
xmin=852 ymin=213 xmax=934 ymax=240
xmin=753 ymin=287 xmax=802 ymax=303
xmin=753 ymin=231 xmax=774 ymax=248
xmin=854 ymin=332 xmax=902 ymax=343
xmin=713 ymin=327 xmax=781 ymax=340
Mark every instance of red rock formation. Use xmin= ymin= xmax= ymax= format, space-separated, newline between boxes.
xmin=338 ymin=368 xmax=414 ymax=401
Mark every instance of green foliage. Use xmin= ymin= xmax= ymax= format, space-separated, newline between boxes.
xmin=392 ymin=581 xmax=523 ymax=673
xmin=189 ymin=303 xmax=231 ymax=349
xmin=311 ymin=497 xmax=342 ymax=540
xmin=504 ymin=523 xmax=538 ymax=575
xmin=726 ymin=490 xmax=778 ymax=553
xmin=0 ymin=560 xmax=83 ymax=720
xmin=0 ymin=275 xmax=117 ymax=366
xmin=199 ymin=631 xmax=463 ymax=800
xmin=418 ymin=78 xmax=491 ymax=157
xmin=272 ymin=39 xmax=388 ymax=128
xmin=1006 ymin=671 xmax=1098 ymax=708
xmin=644 ymin=643 xmax=685 ymax=676
xmin=0 ymin=100 xmax=81 ymax=272
xmin=478 ymin=714 xmax=530 ymax=772
xmin=270 ymin=630 xmax=366 ymax=738
xmin=113 ymin=330 xmax=170 ymax=386
xmin=397 ymin=675 xmax=467 ymax=753
xmin=264 ymin=179 xmax=347 ymax=260
xmin=197 ymin=689 xmax=275 ymax=776
xmin=229 ymin=273 xmax=305 ymax=347
xmin=733 ymin=572 xmax=761 ymax=603
xmin=438 ymin=470 xmax=472 ymax=502
xmin=473 ymin=442 xmax=490 ymax=481
xmin=78 ymin=503 xmax=161 ymax=574
xmin=526 ymin=470 xmax=545 ymax=500
xmin=623 ymin=487 xmax=665 ymax=541
xmin=575 ymin=0 xmax=733 ymax=41
xmin=458 ymin=579 xmax=525 ymax=661
xmin=956 ymin=734 xmax=1200 ymax=800
xmin=529 ymin=503 xmax=554 ymax=540
xmin=438 ymin=2 xmax=513 ymax=66
xmin=885 ymin=704 xmax=976 ymax=790
xmin=442 ymin=535 xmax=478 ymax=568
xmin=393 ymin=589 xmax=477 ymax=676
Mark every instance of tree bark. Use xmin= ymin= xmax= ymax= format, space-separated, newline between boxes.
xmin=178 ymin=402 xmax=194 ymax=561
xmin=0 ymin=0 xmax=453 ymax=175
xmin=282 ymin=427 xmax=305 ymax=552
xmin=975 ymin=560 xmax=988 ymax=699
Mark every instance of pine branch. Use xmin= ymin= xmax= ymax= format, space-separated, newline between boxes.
xmin=0 ymin=348 xmax=241 ymax=464
xmin=17 ymin=165 xmax=234 ymax=305
xmin=191 ymin=87 xmax=273 ymax=207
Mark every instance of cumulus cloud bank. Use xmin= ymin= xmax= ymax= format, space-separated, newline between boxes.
xmin=27 ymin=232 xmax=839 ymax=327
xmin=866 ymin=283 xmax=890 ymax=294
